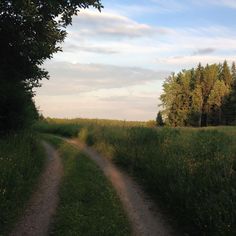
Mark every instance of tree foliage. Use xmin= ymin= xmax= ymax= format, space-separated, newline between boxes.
xmin=0 ymin=0 xmax=102 ymax=132
xmin=160 ymin=61 xmax=236 ymax=127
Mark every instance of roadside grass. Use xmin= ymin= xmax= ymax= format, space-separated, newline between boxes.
xmin=37 ymin=120 xmax=236 ymax=236
xmin=0 ymin=132 xmax=45 ymax=235
xmin=43 ymin=135 xmax=131 ymax=236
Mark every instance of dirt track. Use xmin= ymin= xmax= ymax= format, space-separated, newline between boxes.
xmin=69 ymin=139 xmax=177 ymax=236
xmin=10 ymin=142 xmax=63 ymax=236
xmin=10 ymin=138 xmax=177 ymax=236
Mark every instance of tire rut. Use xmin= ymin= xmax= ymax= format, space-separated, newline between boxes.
xmin=10 ymin=142 xmax=63 ymax=236
xmin=68 ymin=139 xmax=178 ymax=236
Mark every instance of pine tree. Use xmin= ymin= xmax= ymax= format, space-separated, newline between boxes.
xmin=159 ymin=61 xmax=236 ymax=127
xmin=201 ymin=64 xmax=218 ymax=126
xmin=208 ymin=80 xmax=229 ymax=125
xmin=156 ymin=111 xmax=164 ymax=126
xmin=231 ymin=62 xmax=236 ymax=81
xmin=222 ymin=62 xmax=236 ymax=124
xmin=221 ymin=60 xmax=232 ymax=87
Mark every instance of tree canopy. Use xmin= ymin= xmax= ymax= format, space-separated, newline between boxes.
xmin=0 ymin=0 xmax=102 ymax=86
xmin=0 ymin=0 xmax=102 ymax=132
xmin=160 ymin=61 xmax=236 ymax=127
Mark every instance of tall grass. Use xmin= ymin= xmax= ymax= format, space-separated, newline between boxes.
xmin=45 ymin=117 xmax=146 ymax=127
xmin=0 ymin=132 xmax=45 ymax=235
xmin=36 ymin=119 xmax=236 ymax=235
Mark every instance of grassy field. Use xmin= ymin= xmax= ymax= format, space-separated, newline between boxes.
xmin=34 ymin=118 xmax=147 ymax=138
xmin=35 ymin=119 xmax=236 ymax=236
xmin=43 ymin=135 xmax=131 ymax=236
xmin=0 ymin=132 xmax=45 ymax=235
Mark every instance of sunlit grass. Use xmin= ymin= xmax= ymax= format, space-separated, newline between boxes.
xmin=36 ymin=119 xmax=236 ymax=235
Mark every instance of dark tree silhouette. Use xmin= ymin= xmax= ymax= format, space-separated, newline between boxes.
xmin=0 ymin=0 xmax=102 ymax=132
xmin=156 ymin=111 xmax=164 ymax=126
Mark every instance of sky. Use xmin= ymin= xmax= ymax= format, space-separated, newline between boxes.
xmin=35 ymin=0 xmax=236 ymax=121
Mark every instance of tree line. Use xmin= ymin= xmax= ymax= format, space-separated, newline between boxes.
xmin=160 ymin=61 xmax=236 ymax=127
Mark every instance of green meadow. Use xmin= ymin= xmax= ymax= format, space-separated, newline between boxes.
xmin=35 ymin=118 xmax=236 ymax=236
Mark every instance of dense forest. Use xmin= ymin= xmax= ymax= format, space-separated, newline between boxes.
xmin=160 ymin=61 xmax=236 ymax=127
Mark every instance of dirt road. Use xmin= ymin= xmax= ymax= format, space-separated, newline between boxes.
xmin=69 ymin=139 xmax=177 ymax=236
xmin=10 ymin=142 xmax=63 ymax=236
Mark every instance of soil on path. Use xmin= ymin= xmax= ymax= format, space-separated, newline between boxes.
xmin=10 ymin=142 xmax=63 ymax=236
xmin=69 ymin=139 xmax=178 ymax=236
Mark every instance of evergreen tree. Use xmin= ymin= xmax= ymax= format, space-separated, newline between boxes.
xmin=208 ymin=80 xmax=229 ymax=125
xmin=160 ymin=61 xmax=236 ymax=127
xmin=220 ymin=60 xmax=232 ymax=87
xmin=231 ymin=62 xmax=236 ymax=81
xmin=156 ymin=111 xmax=164 ymax=126
xmin=222 ymin=62 xmax=236 ymax=124
xmin=200 ymin=64 xmax=218 ymax=126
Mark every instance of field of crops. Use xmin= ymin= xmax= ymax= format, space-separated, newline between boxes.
xmin=35 ymin=119 xmax=236 ymax=236
xmin=0 ymin=132 xmax=45 ymax=235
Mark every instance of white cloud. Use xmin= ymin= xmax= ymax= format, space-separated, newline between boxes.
xmin=156 ymin=55 xmax=236 ymax=68
xmin=35 ymin=62 xmax=167 ymax=120
xmin=192 ymin=48 xmax=216 ymax=55
xmin=38 ymin=62 xmax=169 ymax=95
xmin=206 ymin=0 xmax=236 ymax=9
xmin=63 ymin=44 xmax=119 ymax=54
xmin=70 ymin=10 xmax=161 ymax=39
xmin=36 ymin=85 xmax=163 ymax=122
xmin=152 ymin=26 xmax=236 ymax=70
xmin=59 ymin=15 xmax=236 ymax=70
xmin=36 ymin=93 xmax=160 ymax=121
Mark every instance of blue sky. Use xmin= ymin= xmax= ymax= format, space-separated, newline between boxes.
xmin=35 ymin=0 xmax=236 ymax=120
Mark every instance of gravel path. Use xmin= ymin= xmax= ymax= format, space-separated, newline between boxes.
xmin=69 ymin=139 xmax=177 ymax=236
xmin=10 ymin=142 xmax=63 ymax=236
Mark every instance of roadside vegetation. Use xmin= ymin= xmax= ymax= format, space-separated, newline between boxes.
xmin=36 ymin=119 xmax=236 ymax=236
xmin=43 ymin=135 xmax=131 ymax=236
xmin=0 ymin=132 xmax=45 ymax=235
xmin=1 ymin=2 xmax=103 ymax=233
